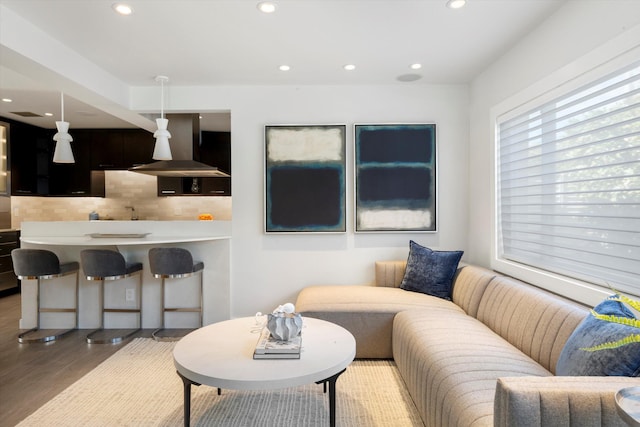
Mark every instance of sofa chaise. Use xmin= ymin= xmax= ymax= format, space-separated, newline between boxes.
xmin=296 ymin=260 xmax=639 ymax=426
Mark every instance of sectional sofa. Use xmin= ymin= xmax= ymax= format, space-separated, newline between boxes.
xmin=296 ymin=260 xmax=638 ymax=426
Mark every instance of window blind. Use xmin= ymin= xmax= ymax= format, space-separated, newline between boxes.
xmin=497 ymin=61 xmax=640 ymax=294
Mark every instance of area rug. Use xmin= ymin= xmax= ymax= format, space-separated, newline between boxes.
xmin=17 ymin=338 xmax=424 ymax=426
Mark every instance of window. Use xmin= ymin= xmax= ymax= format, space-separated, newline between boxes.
xmin=496 ymin=61 xmax=640 ymax=296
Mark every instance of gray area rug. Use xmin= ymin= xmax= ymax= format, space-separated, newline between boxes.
xmin=18 ymin=338 xmax=424 ymax=426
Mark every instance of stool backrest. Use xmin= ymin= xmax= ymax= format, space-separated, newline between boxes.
xmin=11 ymin=249 xmax=61 ymax=277
xmin=81 ymin=249 xmax=127 ymax=278
xmin=149 ymin=248 xmax=195 ymax=276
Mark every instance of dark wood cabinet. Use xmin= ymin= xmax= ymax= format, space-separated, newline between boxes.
xmin=157 ymin=176 xmax=231 ymax=196
xmin=49 ymin=129 xmax=95 ymax=195
xmin=8 ymin=119 xmax=48 ymax=195
xmin=123 ymin=129 xmax=155 ymax=167
xmin=0 ymin=230 xmax=20 ymax=297
xmin=5 ymin=115 xmax=227 ymax=198
xmin=5 ymin=116 xmax=154 ymax=197
xmin=91 ymin=129 xmax=154 ymax=170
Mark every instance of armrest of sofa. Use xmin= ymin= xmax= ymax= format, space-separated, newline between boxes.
xmin=494 ymin=376 xmax=639 ymax=427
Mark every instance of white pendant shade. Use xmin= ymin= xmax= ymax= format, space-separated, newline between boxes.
xmin=152 ymin=117 xmax=172 ymax=160
xmin=53 ymin=120 xmax=75 ymax=163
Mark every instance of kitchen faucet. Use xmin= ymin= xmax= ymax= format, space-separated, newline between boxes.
xmin=125 ymin=206 xmax=138 ymax=220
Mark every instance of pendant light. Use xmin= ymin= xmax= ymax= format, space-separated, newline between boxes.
xmin=52 ymin=92 xmax=75 ymax=163
xmin=152 ymin=75 xmax=172 ymax=160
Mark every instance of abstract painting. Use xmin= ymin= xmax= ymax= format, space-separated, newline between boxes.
xmin=355 ymin=124 xmax=436 ymax=232
xmin=265 ymin=125 xmax=346 ymax=233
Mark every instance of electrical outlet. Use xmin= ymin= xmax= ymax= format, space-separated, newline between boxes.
xmin=125 ymin=288 xmax=135 ymax=302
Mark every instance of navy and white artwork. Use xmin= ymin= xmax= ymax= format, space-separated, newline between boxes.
xmin=265 ymin=125 xmax=346 ymax=233
xmin=355 ymin=124 xmax=436 ymax=232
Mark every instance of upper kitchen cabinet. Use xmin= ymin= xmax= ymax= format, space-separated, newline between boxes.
xmin=5 ymin=117 xmax=104 ymax=197
xmin=200 ymin=131 xmax=231 ymax=175
xmin=7 ymin=118 xmax=50 ymax=196
xmin=49 ymin=129 xmax=104 ymax=196
xmin=0 ymin=121 xmax=10 ymax=195
xmin=91 ymin=129 xmax=154 ymax=169
xmin=122 ymin=129 xmax=155 ymax=167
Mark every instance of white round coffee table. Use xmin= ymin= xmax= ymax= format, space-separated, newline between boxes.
xmin=173 ymin=316 xmax=356 ymax=427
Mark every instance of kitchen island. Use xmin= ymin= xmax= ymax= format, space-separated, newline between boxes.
xmin=19 ymin=220 xmax=231 ymax=330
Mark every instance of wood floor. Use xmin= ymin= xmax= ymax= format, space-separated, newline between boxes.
xmin=0 ymin=293 xmax=152 ymax=427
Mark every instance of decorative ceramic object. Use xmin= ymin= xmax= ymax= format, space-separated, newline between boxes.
xmin=267 ymin=303 xmax=302 ymax=341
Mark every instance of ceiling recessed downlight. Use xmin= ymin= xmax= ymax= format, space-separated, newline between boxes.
xmin=112 ymin=3 xmax=133 ymax=15
xmin=279 ymin=65 xmax=291 ymax=71
xmin=446 ymin=0 xmax=467 ymax=9
xmin=1 ymin=98 xmax=12 ymax=103
xmin=343 ymin=64 xmax=356 ymax=71
xmin=257 ymin=2 xmax=277 ymax=13
xmin=410 ymin=63 xmax=422 ymax=70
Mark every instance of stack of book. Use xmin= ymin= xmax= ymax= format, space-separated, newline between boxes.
xmin=253 ymin=327 xmax=302 ymax=359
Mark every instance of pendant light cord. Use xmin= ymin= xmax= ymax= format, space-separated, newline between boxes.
xmin=60 ymin=92 xmax=64 ymax=122
xmin=160 ymin=79 xmax=164 ymax=120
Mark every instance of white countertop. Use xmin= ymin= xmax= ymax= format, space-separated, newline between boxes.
xmin=20 ymin=220 xmax=231 ymax=246
xmin=21 ymin=234 xmax=230 ymax=246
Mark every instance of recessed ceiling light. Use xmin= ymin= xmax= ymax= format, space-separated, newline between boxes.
xmin=1 ymin=98 xmax=12 ymax=103
xmin=257 ymin=2 xmax=277 ymax=13
xmin=410 ymin=63 xmax=422 ymax=70
xmin=45 ymin=112 xmax=53 ymax=117
xmin=446 ymin=0 xmax=466 ymax=9
xmin=112 ymin=3 xmax=133 ymax=15
xmin=279 ymin=65 xmax=291 ymax=71
xmin=343 ymin=64 xmax=356 ymax=71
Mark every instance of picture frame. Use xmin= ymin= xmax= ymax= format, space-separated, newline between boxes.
xmin=265 ymin=124 xmax=347 ymax=233
xmin=354 ymin=123 xmax=437 ymax=232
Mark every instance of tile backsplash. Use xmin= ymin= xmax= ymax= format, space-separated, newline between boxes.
xmin=11 ymin=171 xmax=232 ymax=228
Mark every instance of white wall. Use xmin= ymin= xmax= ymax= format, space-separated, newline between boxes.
xmin=148 ymin=84 xmax=470 ymax=317
xmin=468 ymin=0 xmax=640 ymax=270
xmin=229 ymin=85 xmax=469 ymax=316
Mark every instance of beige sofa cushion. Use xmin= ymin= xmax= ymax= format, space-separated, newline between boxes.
xmin=296 ymin=285 xmax=464 ymax=358
xmin=450 ymin=265 xmax=495 ymax=318
xmin=393 ymin=309 xmax=552 ymax=427
xmin=476 ymin=275 xmax=587 ymax=374
xmin=494 ymin=376 xmax=638 ymax=427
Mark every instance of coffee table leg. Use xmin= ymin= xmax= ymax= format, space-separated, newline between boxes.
xmin=318 ymin=368 xmax=346 ymax=427
xmin=177 ymin=371 xmax=201 ymax=427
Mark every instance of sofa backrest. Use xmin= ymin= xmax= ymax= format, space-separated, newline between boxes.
xmin=476 ymin=276 xmax=588 ymax=374
xmin=450 ymin=265 xmax=496 ymax=318
xmin=375 ymin=260 xmax=407 ymax=288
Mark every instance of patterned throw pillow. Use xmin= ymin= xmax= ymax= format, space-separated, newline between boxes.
xmin=556 ymin=295 xmax=640 ymax=376
xmin=399 ymin=240 xmax=463 ymax=300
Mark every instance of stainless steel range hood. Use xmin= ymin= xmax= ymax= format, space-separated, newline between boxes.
xmin=129 ymin=113 xmax=230 ymax=178
xmin=130 ymin=159 xmax=229 ymax=177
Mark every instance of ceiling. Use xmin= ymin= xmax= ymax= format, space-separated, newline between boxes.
xmin=0 ymin=0 xmax=566 ymax=130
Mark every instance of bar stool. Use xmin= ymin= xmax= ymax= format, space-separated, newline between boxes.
xmin=81 ymin=249 xmax=143 ymax=344
xmin=148 ymin=247 xmax=204 ymax=341
xmin=11 ymin=249 xmax=80 ymax=343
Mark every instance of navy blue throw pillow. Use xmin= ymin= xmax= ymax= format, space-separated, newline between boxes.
xmin=556 ymin=295 xmax=640 ymax=376
xmin=399 ymin=241 xmax=463 ymax=300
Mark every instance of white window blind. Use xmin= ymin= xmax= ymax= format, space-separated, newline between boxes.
xmin=497 ymin=61 xmax=640 ymax=295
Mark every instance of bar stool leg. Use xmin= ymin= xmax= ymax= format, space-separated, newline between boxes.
xmin=152 ymin=277 xmax=167 ymax=341
xmin=87 ymin=275 xmax=142 ymax=344
xmin=18 ymin=272 xmax=79 ymax=344
xmin=17 ymin=279 xmax=41 ymax=343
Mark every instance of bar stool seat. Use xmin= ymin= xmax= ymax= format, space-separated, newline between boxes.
xmin=81 ymin=249 xmax=143 ymax=344
xmin=11 ymin=249 xmax=80 ymax=343
xmin=149 ymin=247 xmax=204 ymax=341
